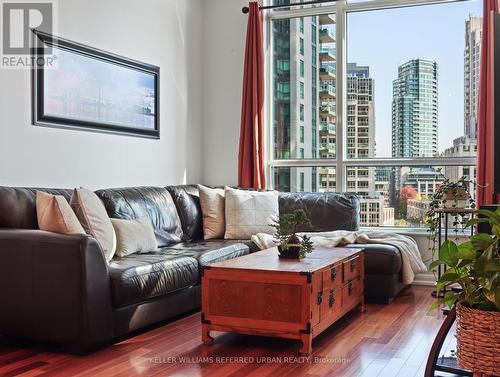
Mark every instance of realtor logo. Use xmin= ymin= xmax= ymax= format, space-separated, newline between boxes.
xmin=2 ymin=2 xmax=52 ymax=54
xmin=1 ymin=0 xmax=57 ymax=68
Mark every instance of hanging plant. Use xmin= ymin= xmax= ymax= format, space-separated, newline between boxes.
xmin=425 ymin=175 xmax=475 ymax=261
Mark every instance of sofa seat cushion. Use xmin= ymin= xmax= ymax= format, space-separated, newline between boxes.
xmin=160 ymin=240 xmax=250 ymax=268
xmin=344 ymin=243 xmax=402 ymax=276
xmin=109 ymin=255 xmax=198 ymax=308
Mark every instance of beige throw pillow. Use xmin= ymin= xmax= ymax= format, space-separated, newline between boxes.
xmin=224 ymin=187 xmax=279 ymax=240
xmin=198 ymin=185 xmax=225 ymax=240
xmin=70 ymin=187 xmax=116 ymax=262
xmin=111 ymin=217 xmax=158 ymax=257
xmin=36 ymin=191 xmax=85 ymax=234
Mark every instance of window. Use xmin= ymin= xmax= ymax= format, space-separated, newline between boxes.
xmin=269 ymin=0 xmax=479 ymax=228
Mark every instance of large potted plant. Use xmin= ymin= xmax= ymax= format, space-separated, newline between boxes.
xmin=430 ymin=207 xmax=500 ymax=375
xmin=271 ymin=209 xmax=314 ymax=259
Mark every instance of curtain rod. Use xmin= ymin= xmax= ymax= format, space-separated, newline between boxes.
xmin=242 ymin=0 xmax=336 ymax=14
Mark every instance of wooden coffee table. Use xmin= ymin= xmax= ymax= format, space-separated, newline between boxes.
xmin=201 ymin=247 xmax=364 ymax=355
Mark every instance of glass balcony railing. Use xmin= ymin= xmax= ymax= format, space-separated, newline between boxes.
xmin=319 ymin=65 xmax=336 ymax=78
xmin=319 ymin=47 xmax=336 ymax=61
xmin=320 ymin=46 xmax=336 ymax=54
xmin=319 ymin=28 xmax=335 ymax=42
xmin=319 ymin=143 xmax=336 ymax=154
xmin=320 ymin=104 xmax=336 ymax=115
xmin=320 ymin=84 xmax=336 ymax=98
xmin=320 ymin=121 xmax=336 ymax=134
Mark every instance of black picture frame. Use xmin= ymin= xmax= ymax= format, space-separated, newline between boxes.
xmin=32 ymin=30 xmax=160 ymax=139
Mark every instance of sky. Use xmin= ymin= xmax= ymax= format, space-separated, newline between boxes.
xmin=347 ymin=0 xmax=483 ymax=157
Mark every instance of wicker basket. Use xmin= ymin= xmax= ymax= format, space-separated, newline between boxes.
xmin=456 ymin=302 xmax=500 ymax=375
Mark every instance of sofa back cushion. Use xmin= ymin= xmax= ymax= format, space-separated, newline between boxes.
xmin=279 ymin=192 xmax=360 ymax=232
xmin=95 ymin=187 xmax=183 ymax=247
xmin=0 ymin=187 xmax=73 ymax=229
xmin=166 ymin=185 xmax=203 ymax=242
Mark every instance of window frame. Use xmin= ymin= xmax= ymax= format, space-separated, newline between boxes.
xmin=265 ymin=0 xmax=477 ymax=200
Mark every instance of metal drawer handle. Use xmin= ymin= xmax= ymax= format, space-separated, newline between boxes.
xmin=329 ymin=289 xmax=335 ymax=308
xmin=330 ymin=267 xmax=337 ymax=282
xmin=350 ymin=258 xmax=356 ymax=272
xmin=348 ymin=281 xmax=353 ymax=295
xmin=317 ymin=291 xmax=323 ymax=305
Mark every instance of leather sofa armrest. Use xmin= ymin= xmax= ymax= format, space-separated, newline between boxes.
xmin=0 ymin=229 xmax=114 ymax=349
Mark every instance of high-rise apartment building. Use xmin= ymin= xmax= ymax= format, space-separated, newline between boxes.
xmin=391 ymin=59 xmax=439 ymax=224
xmin=337 ymin=63 xmax=394 ymax=226
xmin=317 ymin=15 xmax=337 ymax=192
xmin=464 ymin=15 xmax=482 ymax=141
xmin=273 ymin=15 xmax=335 ymax=192
xmin=273 ymin=17 xmax=318 ymax=192
xmin=444 ymin=15 xmax=481 ymax=190
xmin=343 ymin=63 xmax=392 ymax=226
xmin=391 ymin=59 xmax=438 ymax=158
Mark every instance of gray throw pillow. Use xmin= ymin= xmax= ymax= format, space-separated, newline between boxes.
xmin=111 ymin=217 xmax=158 ymax=257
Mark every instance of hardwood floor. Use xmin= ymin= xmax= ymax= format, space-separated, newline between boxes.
xmin=0 ymin=286 xmax=452 ymax=377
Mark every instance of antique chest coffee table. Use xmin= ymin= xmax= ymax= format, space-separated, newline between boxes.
xmin=201 ymin=247 xmax=364 ymax=355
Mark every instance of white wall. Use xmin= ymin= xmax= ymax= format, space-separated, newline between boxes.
xmin=0 ymin=0 xmax=203 ymax=189
xmin=201 ymin=0 xmax=248 ymax=186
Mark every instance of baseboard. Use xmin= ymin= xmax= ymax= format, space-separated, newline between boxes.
xmin=412 ymin=272 xmax=436 ymax=286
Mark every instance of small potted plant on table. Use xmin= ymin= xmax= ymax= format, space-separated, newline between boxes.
xmin=430 ymin=207 xmax=500 ymax=376
xmin=271 ymin=209 xmax=314 ymax=259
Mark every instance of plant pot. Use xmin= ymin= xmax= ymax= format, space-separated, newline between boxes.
xmin=456 ymin=302 xmax=500 ymax=375
xmin=277 ymin=244 xmax=302 ymax=259
xmin=443 ymin=188 xmax=469 ymax=208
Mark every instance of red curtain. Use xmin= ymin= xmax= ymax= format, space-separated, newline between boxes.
xmin=238 ymin=2 xmax=266 ymax=189
xmin=477 ymin=0 xmax=499 ymax=205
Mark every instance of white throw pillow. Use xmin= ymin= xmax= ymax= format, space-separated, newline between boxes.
xmin=224 ymin=186 xmax=278 ymax=240
xmin=111 ymin=217 xmax=158 ymax=257
xmin=198 ymin=185 xmax=226 ymax=240
xmin=70 ymin=187 xmax=117 ymax=262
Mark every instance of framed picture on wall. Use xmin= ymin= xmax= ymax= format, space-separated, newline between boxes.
xmin=32 ymin=30 xmax=160 ymax=139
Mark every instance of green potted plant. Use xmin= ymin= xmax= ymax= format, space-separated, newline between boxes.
xmin=425 ymin=176 xmax=475 ymax=260
xmin=270 ymin=209 xmax=314 ymax=259
xmin=430 ymin=207 xmax=499 ymax=375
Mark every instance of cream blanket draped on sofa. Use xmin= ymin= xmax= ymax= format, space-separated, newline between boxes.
xmin=251 ymin=230 xmax=427 ymax=285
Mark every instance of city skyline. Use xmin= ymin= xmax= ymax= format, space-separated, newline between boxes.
xmin=348 ymin=0 xmax=482 ymax=156
xmin=271 ymin=3 xmax=480 ymax=226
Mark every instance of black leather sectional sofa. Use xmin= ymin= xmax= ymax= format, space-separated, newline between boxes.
xmin=0 ymin=185 xmax=406 ymax=352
